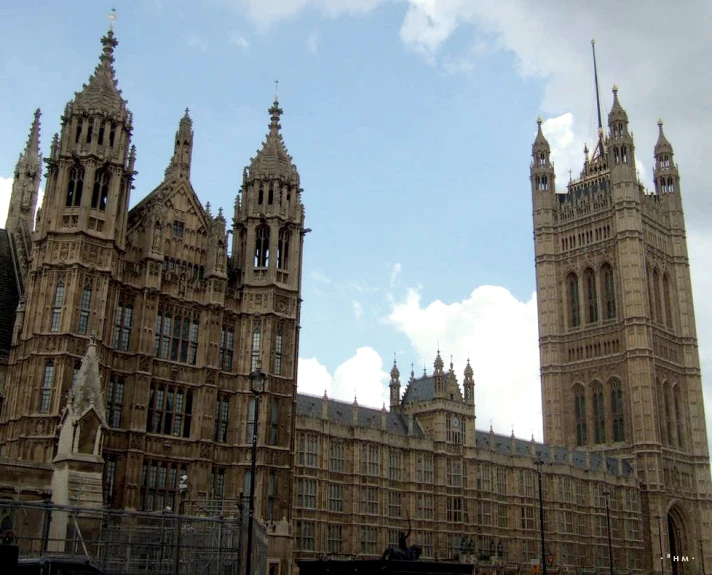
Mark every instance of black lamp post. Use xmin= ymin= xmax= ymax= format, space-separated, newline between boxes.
xmin=658 ymin=515 xmax=665 ymax=575
xmin=603 ymin=489 xmax=614 ymax=575
xmin=535 ymin=458 xmax=547 ymax=575
xmin=245 ymin=364 xmax=266 ymax=575
xmin=174 ymin=473 xmax=188 ymax=575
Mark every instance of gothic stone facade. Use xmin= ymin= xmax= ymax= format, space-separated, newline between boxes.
xmin=0 ymin=24 xmax=710 ymax=575
xmin=531 ymin=88 xmax=712 ymax=572
xmin=0 ymin=27 xmax=306 ymax=574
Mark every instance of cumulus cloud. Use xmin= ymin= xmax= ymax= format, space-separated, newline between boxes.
xmin=0 ymin=176 xmax=12 ymax=226
xmin=297 ymin=347 xmax=389 ymax=407
xmin=387 ymin=285 xmax=541 ymax=438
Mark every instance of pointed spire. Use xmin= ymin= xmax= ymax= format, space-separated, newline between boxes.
xmin=390 ymin=355 xmax=400 ymax=381
xmin=68 ymin=336 xmax=106 ymax=423
xmin=464 ymin=357 xmax=474 ymax=379
xmin=410 ymin=362 xmax=415 ymax=381
xmin=248 ymin=93 xmax=298 ymax=180
xmin=165 ymin=108 xmax=194 ymax=179
xmin=608 ymin=84 xmax=628 ymax=125
xmin=72 ymin=19 xmax=126 ymax=118
xmin=269 ymin=98 xmax=283 ymax=137
xmin=25 ymin=109 xmax=41 ymax=158
xmin=655 ymin=118 xmax=673 ymax=155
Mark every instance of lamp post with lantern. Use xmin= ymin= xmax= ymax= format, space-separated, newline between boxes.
xmin=245 ymin=364 xmax=266 ymax=575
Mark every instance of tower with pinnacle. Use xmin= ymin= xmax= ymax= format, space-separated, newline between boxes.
xmin=531 ymin=66 xmax=712 ymax=571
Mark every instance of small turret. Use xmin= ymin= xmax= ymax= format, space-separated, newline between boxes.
xmin=389 ymin=356 xmax=401 ymax=410
xmin=531 ymin=118 xmax=555 ymax=193
xmin=607 ymin=85 xmax=636 ymax=172
xmin=463 ymin=358 xmax=475 ymax=409
xmin=654 ymin=119 xmax=679 ymax=194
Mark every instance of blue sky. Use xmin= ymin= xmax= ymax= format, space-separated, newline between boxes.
xmin=2 ymin=0 xmax=712 ymax=443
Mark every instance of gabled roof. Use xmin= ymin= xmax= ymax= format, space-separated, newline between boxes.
xmin=401 ymin=375 xmax=435 ymax=404
xmin=128 ymin=177 xmax=209 ymax=234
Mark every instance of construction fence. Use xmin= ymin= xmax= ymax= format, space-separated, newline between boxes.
xmin=0 ymin=498 xmax=268 ymax=575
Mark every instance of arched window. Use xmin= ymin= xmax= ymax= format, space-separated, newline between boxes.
xmin=600 ymin=263 xmax=616 ymax=319
xmin=652 ymin=268 xmax=662 ymax=324
xmin=65 ymin=166 xmax=84 ymax=207
xmin=621 ymin=146 xmax=628 ymax=163
xmin=109 ymin=124 xmax=116 ymax=148
xmin=659 ymin=178 xmax=667 ymax=193
xmin=663 ymin=381 xmax=673 ymax=446
xmin=274 ymin=324 xmax=283 ymax=376
xmin=39 ymin=360 xmax=55 ymax=414
xmin=613 ymin=147 xmax=620 ymax=164
xmin=91 ymin=169 xmax=111 ymax=211
xmin=78 ymin=284 xmax=92 ymax=335
xmin=50 ymin=280 xmax=65 ymax=332
xmin=258 ymin=187 xmax=264 ymax=205
xmin=75 ymin=123 xmax=82 ymax=144
xmin=567 ymin=273 xmax=580 ymax=328
xmin=277 ymin=228 xmax=290 ymax=270
xmin=584 ymin=268 xmax=598 ymax=323
xmin=592 ymin=383 xmax=606 ymax=444
xmin=663 ymin=273 xmax=673 ymax=328
xmin=667 ymin=177 xmax=674 ymax=192
xmin=254 ymin=225 xmax=270 ymax=268
xmin=673 ymin=385 xmax=684 ymax=449
xmin=610 ymin=379 xmax=625 ymax=442
xmin=574 ymin=386 xmax=587 ymax=447
xmin=268 ymin=186 xmax=274 ymax=205
xmin=251 ymin=327 xmax=261 ymax=372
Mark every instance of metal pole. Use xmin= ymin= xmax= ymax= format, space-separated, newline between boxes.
xmin=245 ymin=394 xmax=260 ymax=575
xmin=174 ymin=478 xmax=187 ymax=575
xmin=658 ymin=515 xmax=665 ymax=575
xmin=536 ymin=459 xmax=547 ymax=575
xmin=700 ymin=539 xmax=706 ymax=575
xmin=604 ymin=490 xmax=614 ymax=575
xmin=41 ymin=499 xmax=52 ymax=555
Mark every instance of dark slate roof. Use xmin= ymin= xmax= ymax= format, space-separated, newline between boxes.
xmin=0 ymin=230 xmax=19 ymax=357
xmin=296 ymin=393 xmax=425 ymax=438
xmin=474 ymin=429 xmax=633 ymax=477
xmin=401 ymin=376 xmax=435 ymax=404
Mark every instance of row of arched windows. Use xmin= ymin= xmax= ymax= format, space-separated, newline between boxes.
xmin=647 ymin=265 xmax=674 ymax=329
xmin=573 ymin=379 xmax=625 ymax=447
xmin=75 ymin=120 xmax=117 ymax=149
xmin=566 ymin=263 xmax=616 ymax=329
xmin=611 ymin=146 xmax=629 ymax=165
xmin=257 ymin=184 xmax=292 ymax=206
xmin=658 ymin=177 xmax=675 ymax=193
xmin=65 ymin=166 xmax=110 ymax=211
xmin=254 ymin=225 xmax=291 ymax=270
xmin=535 ymin=175 xmax=549 ymax=191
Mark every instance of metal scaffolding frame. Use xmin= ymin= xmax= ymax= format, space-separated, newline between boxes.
xmin=0 ymin=498 xmax=268 ymax=575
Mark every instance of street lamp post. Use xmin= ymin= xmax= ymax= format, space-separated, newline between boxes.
xmin=174 ymin=474 xmax=188 ymax=575
xmin=535 ymin=458 xmax=547 ymax=575
xmin=657 ymin=515 xmax=665 ymax=575
xmin=603 ymin=489 xmax=614 ymax=575
xmin=245 ymin=364 xmax=266 ymax=575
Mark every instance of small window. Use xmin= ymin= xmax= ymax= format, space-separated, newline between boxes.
xmin=173 ymin=221 xmax=185 ymax=238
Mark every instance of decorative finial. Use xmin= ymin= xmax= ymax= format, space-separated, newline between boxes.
xmin=109 ymin=7 xmax=117 ymax=31
xmin=537 ymin=116 xmax=542 ymax=125
xmin=658 ymin=118 xmax=664 ymax=129
xmin=393 ymin=352 xmax=397 ymax=366
xmin=591 ymin=38 xmax=595 ymax=46
xmin=612 ymin=83 xmax=618 ymax=94
xmin=274 ymin=79 xmax=279 ymax=101
xmin=568 ymin=169 xmax=572 ymax=182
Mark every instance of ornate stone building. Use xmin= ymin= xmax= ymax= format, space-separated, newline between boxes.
xmin=0 ymin=22 xmax=710 ymax=575
xmin=0 ymin=24 xmax=306 ymax=574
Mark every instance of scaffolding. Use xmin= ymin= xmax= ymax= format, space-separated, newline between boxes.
xmin=0 ymin=498 xmax=268 ymax=575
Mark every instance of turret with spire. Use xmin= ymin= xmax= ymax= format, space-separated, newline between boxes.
xmin=5 ymin=109 xmax=42 ymax=285
xmin=38 ymin=18 xmax=135 ymax=250
xmin=654 ymin=119 xmax=679 ymax=195
xmin=463 ymin=358 xmax=475 ymax=409
xmin=389 ymin=355 xmax=401 ymax=410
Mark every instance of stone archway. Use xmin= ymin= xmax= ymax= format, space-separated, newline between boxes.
xmin=667 ymin=503 xmax=689 ymax=575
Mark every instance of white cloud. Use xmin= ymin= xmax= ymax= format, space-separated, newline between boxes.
xmin=306 ymin=32 xmax=319 ymax=55
xmin=389 ymin=262 xmax=401 ymax=287
xmin=0 ymin=176 xmax=12 ymax=226
xmin=297 ymin=347 xmax=389 ymax=408
xmin=229 ymin=34 xmax=250 ymax=49
xmin=351 ymin=300 xmax=363 ymax=319
xmin=187 ymin=34 xmax=208 ymax=51
xmin=387 ymin=285 xmax=541 ymax=439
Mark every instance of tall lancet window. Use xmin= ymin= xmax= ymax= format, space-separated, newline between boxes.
xmin=274 ymin=324 xmax=283 ymax=375
xmin=254 ymin=226 xmax=270 ymax=268
xmin=66 ymin=166 xmax=84 ymax=207
xmin=610 ymin=379 xmax=625 ymax=443
xmin=251 ymin=326 xmax=261 ymax=372
xmin=39 ymin=360 xmax=55 ymax=414
xmin=601 ymin=263 xmax=616 ymax=319
xmin=663 ymin=273 xmax=674 ymax=329
xmin=567 ymin=273 xmax=580 ymax=328
xmin=584 ymin=268 xmax=598 ymax=323
xmin=673 ymin=386 xmax=684 ymax=449
xmin=50 ymin=280 xmax=65 ymax=333
xmin=592 ymin=383 xmax=606 ymax=444
xmin=78 ymin=284 xmax=92 ymax=335
xmin=278 ymin=228 xmax=290 ymax=270
xmin=574 ymin=385 xmax=587 ymax=447
xmin=652 ymin=268 xmax=662 ymax=324
xmin=91 ymin=169 xmax=111 ymax=211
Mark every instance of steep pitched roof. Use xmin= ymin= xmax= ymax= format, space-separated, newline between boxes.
xmin=68 ymin=338 xmax=106 ymax=424
xmin=248 ymin=99 xmax=299 ymax=182
xmin=401 ymin=376 xmax=435 ymax=404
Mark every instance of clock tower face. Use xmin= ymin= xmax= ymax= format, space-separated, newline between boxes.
xmin=451 ymin=415 xmax=461 ymax=429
